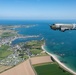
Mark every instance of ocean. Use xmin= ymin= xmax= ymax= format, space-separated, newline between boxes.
xmin=0 ymin=19 xmax=76 ymax=72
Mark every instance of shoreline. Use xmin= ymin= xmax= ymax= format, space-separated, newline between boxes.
xmin=42 ymin=45 xmax=76 ymax=75
xmin=10 ymin=35 xmax=40 ymax=45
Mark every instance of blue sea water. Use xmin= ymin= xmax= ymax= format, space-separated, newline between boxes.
xmin=0 ymin=20 xmax=76 ymax=72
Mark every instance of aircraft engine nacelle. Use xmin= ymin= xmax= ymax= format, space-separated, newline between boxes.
xmin=50 ymin=23 xmax=76 ymax=32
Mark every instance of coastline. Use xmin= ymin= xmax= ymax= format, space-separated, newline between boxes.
xmin=42 ymin=44 xmax=76 ymax=75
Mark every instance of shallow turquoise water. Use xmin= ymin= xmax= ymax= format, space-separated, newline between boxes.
xmin=0 ymin=20 xmax=76 ymax=72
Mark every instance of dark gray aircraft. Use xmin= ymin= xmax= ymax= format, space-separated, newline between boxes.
xmin=50 ymin=23 xmax=76 ymax=32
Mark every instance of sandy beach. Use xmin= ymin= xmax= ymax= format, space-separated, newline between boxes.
xmin=42 ymin=45 xmax=76 ymax=75
xmin=0 ymin=44 xmax=75 ymax=75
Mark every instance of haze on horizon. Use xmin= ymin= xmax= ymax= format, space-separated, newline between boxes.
xmin=0 ymin=0 xmax=76 ymax=20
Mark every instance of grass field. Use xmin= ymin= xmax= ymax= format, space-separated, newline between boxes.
xmin=1 ymin=31 xmax=17 ymax=38
xmin=0 ymin=45 xmax=13 ymax=60
xmin=34 ymin=63 xmax=72 ymax=75
xmin=24 ymin=40 xmax=45 ymax=56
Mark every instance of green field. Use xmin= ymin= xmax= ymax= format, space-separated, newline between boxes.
xmin=1 ymin=32 xmax=16 ymax=38
xmin=0 ymin=45 xmax=13 ymax=60
xmin=24 ymin=40 xmax=46 ymax=56
xmin=34 ymin=63 xmax=72 ymax=75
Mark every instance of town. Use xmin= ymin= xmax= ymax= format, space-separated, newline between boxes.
xmin=0 ymin=25 xmax=44 ymax=73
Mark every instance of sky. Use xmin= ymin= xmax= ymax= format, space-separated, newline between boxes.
xmin=0 ymin=0 xmax=76 ymax=20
